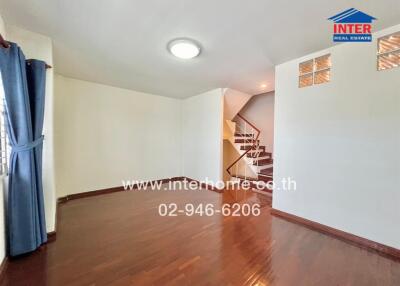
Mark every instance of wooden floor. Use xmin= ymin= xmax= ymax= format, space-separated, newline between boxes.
xmin=1 ymin=186 xmax=400 ymax=285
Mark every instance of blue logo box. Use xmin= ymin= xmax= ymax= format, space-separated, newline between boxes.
xmin=333 ymin=34 xmax=372 ymax=42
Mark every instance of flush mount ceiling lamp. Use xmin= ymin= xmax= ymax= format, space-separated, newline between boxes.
xmin=168 ymin=38 xmax=201 ymax=59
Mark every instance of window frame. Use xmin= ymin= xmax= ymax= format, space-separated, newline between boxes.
xmin=298 ymin=53 xmax=331 ymax=88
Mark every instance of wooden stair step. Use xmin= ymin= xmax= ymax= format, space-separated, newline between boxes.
xmin=240 ymin=145 xmax=255 ymax=151
xmin=259 ymin=167 xmax=273 ymax=175
xmin=240 ymin=145 xmax=265 ymax=151
xmin=231 ymin=175 xmax=273 ymax=194
xmin=231 ymin=174 xmax=272 ymax=184
xmin=234 ymin=133 xmax=253 ymax=137
xmin=246 ymin=151 xmax=271 ymax=158
xmin=234 ymin=139 xmax=259 ymax=144
xmin=253 ymin=158 xmax=273 ymax=166
xmin=231 ymin=174 xmax=258 ymax=181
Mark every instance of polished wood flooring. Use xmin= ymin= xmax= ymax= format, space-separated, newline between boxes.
xmin=1 ymin=187 xmax=400 ymax=285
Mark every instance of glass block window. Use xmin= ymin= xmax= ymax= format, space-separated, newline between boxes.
xmin=299 ymin=54 xmax=331 ymax=88
xmin=377 ymin=32 xmax=400 ymax=71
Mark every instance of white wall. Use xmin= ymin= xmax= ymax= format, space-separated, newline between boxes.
xmin=55 ymin=75 xmax=182 ymax=197
xmin=5 ymin=25 xmax=56 ymax=233
xmin=240 ymin=91 xmax=274 ymax=153
xmin=223 ymin=89 xmax=253 ymax=120
xmin=182 ymin=89 xmax=224 ymax=184
xmin=273 ymin=24 xmax=400 ymax=249
xmin=0 ymin=13 xmax=4 ymax=38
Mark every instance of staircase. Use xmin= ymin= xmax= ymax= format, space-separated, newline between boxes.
xmin=226 ymin=114 xmax=273 ymax=193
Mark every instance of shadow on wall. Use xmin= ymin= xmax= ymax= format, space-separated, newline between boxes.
xmin=239 ymin=92 xmax=274 ymax=154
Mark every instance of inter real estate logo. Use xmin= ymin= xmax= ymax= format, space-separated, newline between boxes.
xmin=328 ymin=8 xmax=376 ymax=42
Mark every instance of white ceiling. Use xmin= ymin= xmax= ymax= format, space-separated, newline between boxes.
xmin=0 ymin=1 xmax=399 ymax=98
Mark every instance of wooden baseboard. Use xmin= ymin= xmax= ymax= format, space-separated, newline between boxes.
xmin=57 ymin=177 xmax=222 ymax=204
xmin=58 ymin=177 xmax=186 ymax=202
xmin=47 ymin=231 xmax=57 ymax=243
xmin=271 ymin=208 xmax=400 ymax=261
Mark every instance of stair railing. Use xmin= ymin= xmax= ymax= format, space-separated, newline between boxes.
xmin=226 ymin=114 xmax=260 ymax=180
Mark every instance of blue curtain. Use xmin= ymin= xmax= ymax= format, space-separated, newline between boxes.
xmin=0 ymin=43 xmax=47 ymax=256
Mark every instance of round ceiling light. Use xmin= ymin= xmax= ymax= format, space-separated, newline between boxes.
xmin=168 ymin=38 xmax=201 ymax=59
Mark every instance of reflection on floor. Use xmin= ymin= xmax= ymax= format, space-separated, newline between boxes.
xmin=1 ymin=185 xmax=399 ymax=285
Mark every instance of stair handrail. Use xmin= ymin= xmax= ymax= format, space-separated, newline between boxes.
xmin=226 ymin=114 xmax=260 ymax=176
xmin=236 ymin=114 xmax=260 ymax=134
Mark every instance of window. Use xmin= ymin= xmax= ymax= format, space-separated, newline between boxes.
xmin=377 ymin=31 xmax=400 ymax=71
xmin=299 ymin=54 xmax=331 ymax=88
xmin=0 ymin=75 xmax=10 ymax=175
